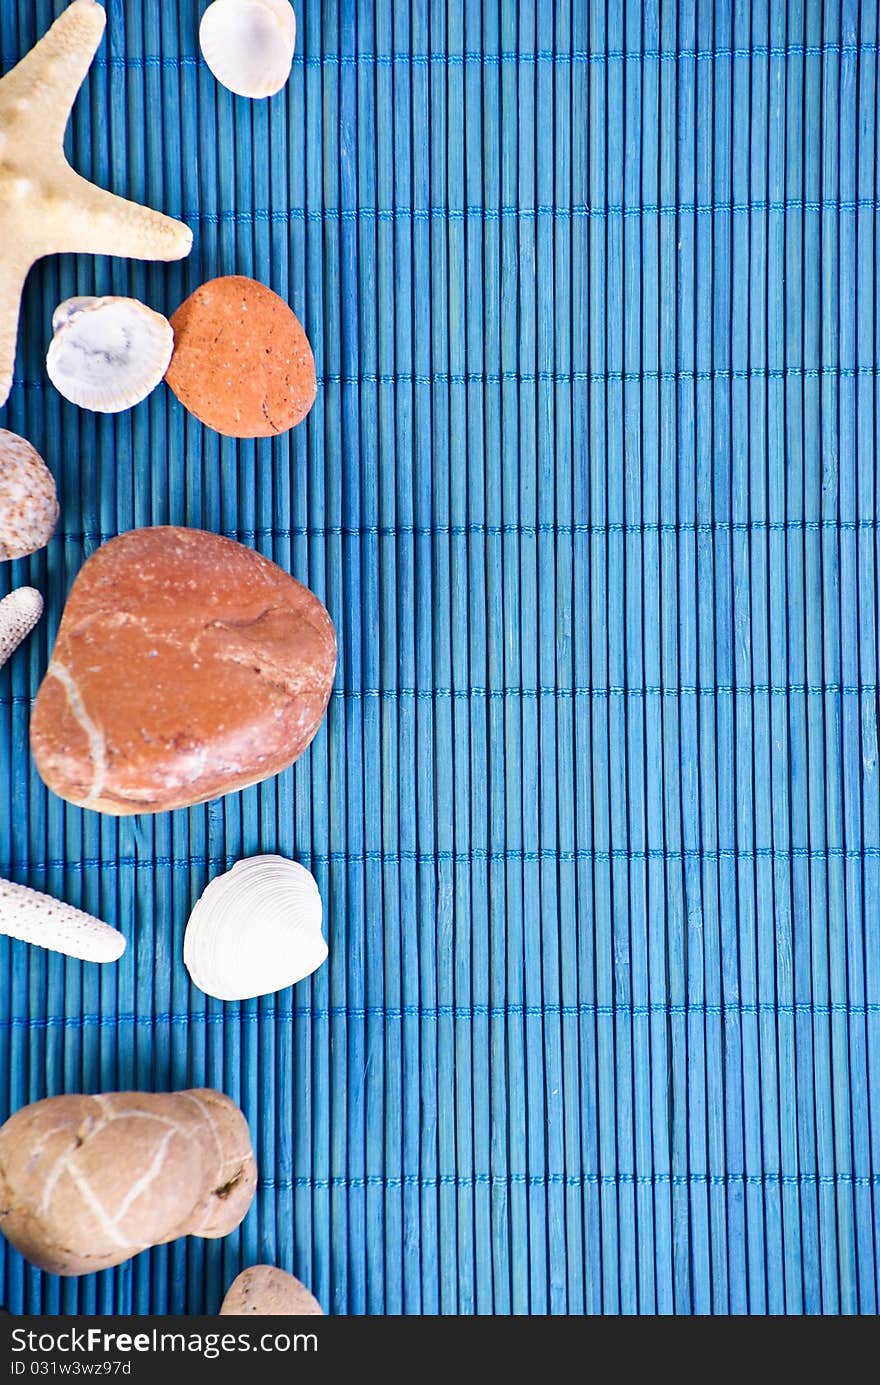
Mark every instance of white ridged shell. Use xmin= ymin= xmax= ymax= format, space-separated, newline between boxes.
xmin=0 ymin=878 xmax=125 ymax=963
xmin=184 ymin=855 xmax=327 ymax=1001
xmin=199 ymin=0 xmax=296 ymax=100
xmin=51 ymin=296 xmax=101 ymax=334
xmin=46 ymin=296 xmax=174 ymax=413
xmin=0 ymin=586 xmax=42 ymax=669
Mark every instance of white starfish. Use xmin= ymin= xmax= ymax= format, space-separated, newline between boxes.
xmin=0 ymin=0 xmax=192 ymax=406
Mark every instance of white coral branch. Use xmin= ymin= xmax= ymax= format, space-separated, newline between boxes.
xmin=0 ymin=586 xmax=43 ymax=669
xmin=0 ymin=878 xmax=125 ymax=962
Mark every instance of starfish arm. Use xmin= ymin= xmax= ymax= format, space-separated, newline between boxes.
xmin=0 ymin=1 xmax=106 ymax=151
xmin=0 ymin=257 xmax=31 ymax=408
xmin=58 ymin=172 xmax=193 ymax=262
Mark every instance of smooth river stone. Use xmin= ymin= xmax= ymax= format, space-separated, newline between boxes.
xmin=220 ymin=1265 xmax=324 ymax=1316
xmin=30 ymin=527 xmax=337 ymax=815
xmin=165 ymin=276 xmax=316 ymax=437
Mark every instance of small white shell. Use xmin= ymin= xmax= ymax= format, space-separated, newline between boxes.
xmin=0 ymin=587 xmax=43 ymax=669
xmin=184 ymin=854 xmax=327 ymax=1001
xmin=51 ymin=297 xmax=101 ymax=334
xmin=199 ymin=0 xmax=296 ymax=100
xmin=0 ymin=878 xmax=125 ymax=963
xmin=46 ymin=296 xmax=174 ymax=413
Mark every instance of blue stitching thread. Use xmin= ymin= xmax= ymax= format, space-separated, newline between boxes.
xmin=319 ymin=367 xmax=869 ymax=384
xmin=8 ymin=366 xmax=876 ymax=393
xmin=1 ymin=846 xmax=879 ymax=872
xmin=0 ymin=1169 xmax=801 ymax=1194
xmin=2 ymin=42 xmax=875 ymax=74
xmin=0 ymin=1000 xmax=875 ymax=1032
xmin=187 ymin=198 xmax=880 ymax=224
xmin=6 ymin=203 xmax=860 ymax=230
xmin=3 ymin=684 xmax=877 ymax=712
xmin=38 ymin=519 xmax=880 ymax=545
xmin=256 ymin=1171 xmax=880 ymax=1191
xmin=256 ymin=1174 xmax=880 ymax=1196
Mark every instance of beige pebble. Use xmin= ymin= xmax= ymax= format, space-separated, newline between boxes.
xmin=220 ymin=1265 xmax=324 ymax=1316
xmin=0 ymin=1089 xmax=256 ymax=1276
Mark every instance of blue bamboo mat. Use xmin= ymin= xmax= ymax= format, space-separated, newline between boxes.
xmin=0 ymin=0 xmax=876 ymax=1316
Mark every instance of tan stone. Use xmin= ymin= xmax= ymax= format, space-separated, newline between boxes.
xmin=220 ymin=1265 xmax=323 ymax=1316
xmin=0 ymin=1089 xmax=256 ymax=1276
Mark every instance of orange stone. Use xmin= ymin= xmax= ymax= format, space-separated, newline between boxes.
xmin=30 ymin=527 xmax=337 ymax=815
xmin=165 ymin=276 xmax=316 ymax=438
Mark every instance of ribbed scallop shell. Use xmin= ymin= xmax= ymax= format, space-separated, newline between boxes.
xmin=184 ymin=855 xmax=327 ymax=1001
xmin=199 ymin=0 xmax=296 ymax=100
xmin=46 ymin=296 xmax=174 ymax=413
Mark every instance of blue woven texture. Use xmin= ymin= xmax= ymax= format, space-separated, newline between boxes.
xmin=0 ymin=0 xmax=876 ymax=1315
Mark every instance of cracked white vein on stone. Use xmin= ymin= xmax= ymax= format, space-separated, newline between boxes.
xmin=46 ymin=659 xmax=107 ymax=807
xmin=0 ymin=0 xmax=192 ymax=406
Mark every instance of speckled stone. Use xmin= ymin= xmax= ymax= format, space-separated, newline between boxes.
xmin=0 ymin=430 xmax=59 ymax=561
xmin=30 ymin=527 xmax=337 ymax=815
xmin=165 ymin=276 xmax=316 ymax=437
xmin=220 ymin=1266 xmax=323 ymax=1316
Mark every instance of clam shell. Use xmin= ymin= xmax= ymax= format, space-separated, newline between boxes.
xmin=46 ymin=296 xmax=174 ymax=414
xmin=199 ymin=0 xmax=296 ymax=100
xmin=184 ymin=855 xmax=327 ymax=1001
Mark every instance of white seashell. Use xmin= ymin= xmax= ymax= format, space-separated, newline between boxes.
xmin=0 ymin=586 xmax=43 ymax=669
xmin=0 ymin=878 xmax=125 ymax=963
xmin=184 ymin=854 xmax=327 ymax=1001
xmin=46 ymin=296 xmax=174 ymax=414
xmin=51 ymin=296 xmax=101 ymax=334
xmin=199 ymin=0 xmax=296 ymax=100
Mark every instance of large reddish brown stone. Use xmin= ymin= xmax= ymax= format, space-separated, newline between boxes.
xmin=30 ymin=528 xmax=336 ymax=815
